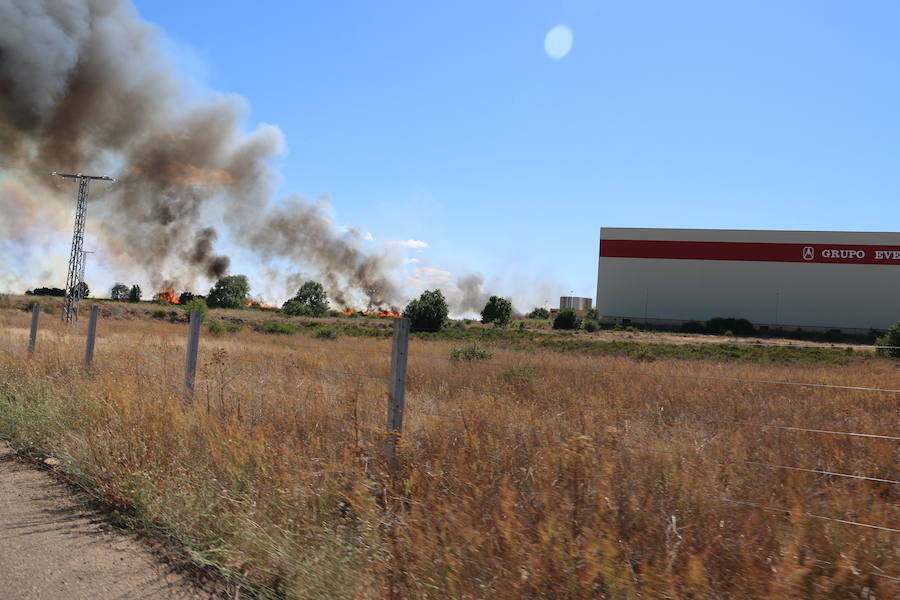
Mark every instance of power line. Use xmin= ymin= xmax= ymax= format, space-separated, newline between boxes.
xmin=52 ymin=172 xmax=115 ymax=324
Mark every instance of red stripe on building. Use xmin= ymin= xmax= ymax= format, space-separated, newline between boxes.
xmin=600 ymin=240 xmax=900 ymax=265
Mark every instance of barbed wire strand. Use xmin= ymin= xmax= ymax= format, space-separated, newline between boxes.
xmin=407 ymin=388 xmax=899 ymax=442
xmin=722 ymin=459 xmax=899 ymax=485
xmin=713 ymin=497 xmax=900 ymax=534
xmin=614 ymin=442 xmax=899 ymax=486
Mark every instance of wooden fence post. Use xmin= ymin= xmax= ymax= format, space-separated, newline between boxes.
xmin=184 ymin=309 xmax=201 ymax=397
xmin=386 ymin=317 xmax=410 ymax=464
xmin=28 ymin=303 xmax=40 ymax=354
xmin=84 ymin=305 xmax=99 ymax=366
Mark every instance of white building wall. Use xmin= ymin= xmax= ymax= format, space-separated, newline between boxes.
xmin=597 ymin=228 xmax=900 ymax=330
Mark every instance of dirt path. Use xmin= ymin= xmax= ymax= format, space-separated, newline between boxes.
xmin=0 ymin=443 xmax=219 ymax=600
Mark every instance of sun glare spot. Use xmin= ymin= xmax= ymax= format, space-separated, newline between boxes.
xmin=544 ymin=25 xmax=573 ymax=59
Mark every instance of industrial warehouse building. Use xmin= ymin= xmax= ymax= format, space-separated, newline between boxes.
xmin=596 ymin=227 xmax=900 ymax=332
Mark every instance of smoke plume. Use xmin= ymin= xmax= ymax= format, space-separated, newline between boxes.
xmin=454 ymin=273 xmax=490 ymax=314
xmin=0 ymin=0 xmax=402 ymax=306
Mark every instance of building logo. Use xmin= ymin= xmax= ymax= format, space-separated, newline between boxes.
xmin=802 ymin=246 xmax=814 ymax=260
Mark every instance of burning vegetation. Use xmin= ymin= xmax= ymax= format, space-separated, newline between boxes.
xmin=155 ymin=288 xmax=179 ymax=304
xmin=246 ymin=300 xmax=277 ymax=310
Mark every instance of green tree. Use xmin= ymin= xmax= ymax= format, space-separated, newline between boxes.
xmin=526 ymin=307 xmax=550 ymax=319
xmin=481 ymin=295 xmax=513 ymax=327
xmin=552 ymin=309 xmax=580 ymax=330
xmin=178 ymin=291 xmax=195 ymax=305
xmin=110 ymin=283 xmax=129 ymax=301
xmin=283 ymin=281 xmax=328 ymax=316
xmin=281 ymin=299 xmax=315 ymax=317
xmin=181 ymin=297 xmax=209 ymax=323
xmin=207 ymin=275 xmax=249 ymax=309
xmin=128 ymin=284 xmax=142 ymax=303
xmin=402 ymin=289 xmax=449 ymax=332
xmin=875 ymin=321 xmax=900 ymax=358
xmin=74 ymin=281 xmax=89 ymax=299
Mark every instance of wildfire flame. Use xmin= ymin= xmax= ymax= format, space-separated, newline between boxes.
xmin=247 ymin=300 xmax=277 ymax=309
xmin=156 ymin=287 xmax=179 ymax=304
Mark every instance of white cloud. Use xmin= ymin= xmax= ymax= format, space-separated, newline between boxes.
xmin=363 ymin=232 xmax=374 ymax=241
xmin=404 ymin=257 xmax=419 ymax=264
xmin=412 ymin=266 xmax=451 ymax=284
xmin=388 ymin=239 xmax=428 ymax=249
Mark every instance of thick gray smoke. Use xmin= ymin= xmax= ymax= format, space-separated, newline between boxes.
xmin=0 ymin=0 xmax=400 ymax=305
xmin=455 ymin=273 xmax=490 ymax=314
xmin=247 ymin=196 xmax=399 ymax=308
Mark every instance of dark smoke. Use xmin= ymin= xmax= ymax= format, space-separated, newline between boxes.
xmin=0 ymin=0 xmax=400 ymax=305
xmin=246 ymin=196 xmax=399 ymax=308
xmin=184 ymin=227 xmax=230 ymax=279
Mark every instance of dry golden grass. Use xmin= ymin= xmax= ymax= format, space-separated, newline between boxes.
xmin=0 ymin=305 xmax=897 ymax=599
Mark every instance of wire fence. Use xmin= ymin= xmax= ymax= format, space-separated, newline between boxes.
xmin=7 ymin=305 xmax=899 ymax=581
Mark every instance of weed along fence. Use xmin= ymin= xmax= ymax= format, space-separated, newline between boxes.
xmin=5 ymin=303 xmax=899 ymax=592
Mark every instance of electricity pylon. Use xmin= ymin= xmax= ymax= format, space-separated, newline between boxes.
xmin=53 ymin=172 xmax=115 ymax=323
xmin=75 ymin=249 xmax=93 ymax=302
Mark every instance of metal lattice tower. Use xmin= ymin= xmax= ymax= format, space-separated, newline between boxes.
xmin=75 ymin=250 xmax=94 ymax=302
xmin=53 ymin=172 xmax=115 ymax=323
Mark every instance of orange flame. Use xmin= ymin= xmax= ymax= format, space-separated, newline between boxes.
xmin=247 ymin=300 xmax=277 ymax=309
xmin=156 ymin=288 xmax=179 ymax=304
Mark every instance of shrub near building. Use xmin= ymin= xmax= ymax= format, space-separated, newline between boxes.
xmin=481 ymin=296 xmax=512 ymax=327
xmin=552 ymin=309 xmax=580 ymax=330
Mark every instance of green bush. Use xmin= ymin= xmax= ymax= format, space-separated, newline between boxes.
xmin=208 ymin=321 xmax=243 ymax=336
xmin=207 ymin=275 xmax=250 ymax=309
xmin=313 ymin=326 xmax=341 ymax=340
xmin=260 ymin=321 xmax=298 ymax=335
xmin=525 ymin=307 xmax=550 ymax=319
xmin=403 ymin=289 xmax=449 ymax=332
xmin=450 ymin=342 xmax=493 ymax=362
xmin=281 ymin=299 xmax=315 ymax=317
xmin=875 ymin=321 xmax=900 ymax=357
xmin=282 ymin=281 xmax=329 ymax=317
xmin=180 ymin=297 xmax=209 ymax=323
xmin=552 ymin=309 xmax=580 ymax=330
xmin=583 ymin=320 xmax=600 ymax=332
xmin=151 ymin=309 xmax=167 ymax=319
xmin=481 ymin=296 xmax=513 ymax=327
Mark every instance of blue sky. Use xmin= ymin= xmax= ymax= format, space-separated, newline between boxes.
xmin=132 ymin=0 xmax=900 ymax=307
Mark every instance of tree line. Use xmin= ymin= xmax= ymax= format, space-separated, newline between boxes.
xmin=27 ymin=274 xmax=576 ymax=332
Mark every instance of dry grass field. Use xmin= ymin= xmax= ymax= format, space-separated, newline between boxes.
xmin=0 ymin=299 xmax=897 ymax=599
